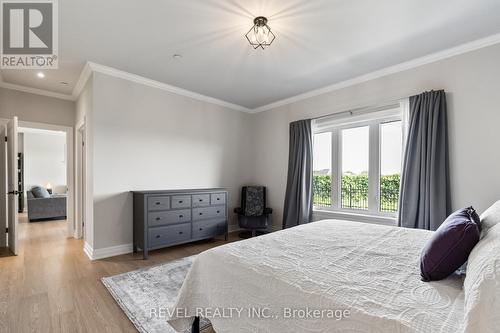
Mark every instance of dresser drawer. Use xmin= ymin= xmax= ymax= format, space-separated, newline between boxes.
xmin=171 ymin=195 xmax=191 ymax=209
xmin=210 ymin=193 xmax=226 ymax=205
xmin=148 ymin=223 xmax=191 ymax=248
xmin=148 ymin=196 xmax=170 ymax=211
xmin=192 ymin=220 xmax=226 ymax=239
xmin=192 ymin=194 xmax=210 ymax=207
xmin=193 ymin=206 xmax=226 ymax=221
xmin=148 ymin=209 xmax=191 ymax=227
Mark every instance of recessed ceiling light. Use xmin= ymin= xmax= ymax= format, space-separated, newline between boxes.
xmin=172 ymin=54 xmax=182 ymax=60
xmin=37 ymin=72 xmax=45 ymax=78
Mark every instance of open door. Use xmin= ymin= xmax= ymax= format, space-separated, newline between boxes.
xmin=0 ymin=124 xmax=6 ymax=248
xmin=7 ymin=117 xmax=18 ymax=255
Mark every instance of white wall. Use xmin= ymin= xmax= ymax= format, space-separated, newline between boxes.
xmin=0 ymin=88 xmax=75 ymax=126
xmin=80 ymin=42 xmax=500 ymax=252
xmin=0 ymin=87 xmax=76 ymax=240
xmin=251 ymin=43 xmax=500 ymax=228
xmin=90 ymin=72 xmax=254 ymax=250
xmin=23 ymin=131 xmax=67 ymax=194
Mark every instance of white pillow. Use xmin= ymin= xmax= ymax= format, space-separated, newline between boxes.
xmin=463 ymin=223 xmax=500 ymax=333
xmin=480 ymin=200 xmax=500 ymax=238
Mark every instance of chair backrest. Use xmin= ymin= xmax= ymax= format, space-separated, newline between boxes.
xmin=241 ymin=186 xmax=266 ymax=216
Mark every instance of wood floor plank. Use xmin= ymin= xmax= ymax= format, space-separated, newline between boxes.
xmin=0 ymin=213 xmax=239 ymax=332
xmin=17 ymin=293 xmax=52 ymax=333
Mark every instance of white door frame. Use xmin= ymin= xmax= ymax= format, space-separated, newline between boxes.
xmin=75 ymin=123 xmax=85 ymax=239
xmin=18 ymin=120 xmax=75 ymax=237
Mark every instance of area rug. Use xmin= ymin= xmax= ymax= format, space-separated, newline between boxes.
xmin=102 ymin=255 xmax=211 ymax=333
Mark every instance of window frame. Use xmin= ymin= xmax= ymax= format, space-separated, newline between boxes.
xmin=313 ymin=108 xmax=403 ymax=221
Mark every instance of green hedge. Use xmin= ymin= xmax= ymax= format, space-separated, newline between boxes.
xmin=313 ymin=174 xmax=400 ymax=212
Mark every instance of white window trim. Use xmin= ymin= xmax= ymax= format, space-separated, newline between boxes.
xmin=313 ymin=209 xmax=397 ymax=226
xmin=312 ymin=102 xmax=406 ymax=223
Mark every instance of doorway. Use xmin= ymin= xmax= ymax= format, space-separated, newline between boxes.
xmin=18 ymin=121 xmax=74 ymax=237
xmin=19 ymin=126 xmax=67 ymax=219
xmin=0 ymin=119 xmax=75 ymax=256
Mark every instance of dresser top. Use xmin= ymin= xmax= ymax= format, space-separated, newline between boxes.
xmin=131 ymin=188 xmax=227 ymax=195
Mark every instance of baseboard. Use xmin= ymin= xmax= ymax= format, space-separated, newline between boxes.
xmin=83 ymin=242 xmax=133 ymax=260
xmin=83 ymin=241 xmax=94 ymax=260
xmin=83 ymin=225 xmax=269 ymax=260
xmin=228 ymin=224 xmax=241 ymax=233
xmin=228 ymin=224 xmax=282 ymax=233
xmin=270 ymin=224 xmax=282 ymax=232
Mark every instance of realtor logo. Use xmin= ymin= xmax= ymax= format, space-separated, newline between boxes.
xmin=1 ymin=0 xmax=58 ymax=68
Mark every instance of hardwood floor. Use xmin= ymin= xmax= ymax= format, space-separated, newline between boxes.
xmin=0 ymin=214 xmax=238 ymax=332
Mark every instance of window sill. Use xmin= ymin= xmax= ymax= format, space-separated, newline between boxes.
xmin=313 ymin=209 xmax=397 ymax=227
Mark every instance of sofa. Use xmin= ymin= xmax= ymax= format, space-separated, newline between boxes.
xmin=27 ymin=186 xmax=67 ymax=221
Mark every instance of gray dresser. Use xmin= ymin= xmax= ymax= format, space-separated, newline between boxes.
xmin=132 ymin=189 xmax=228 ymax=259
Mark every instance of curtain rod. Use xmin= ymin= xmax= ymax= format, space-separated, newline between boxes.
xmin=312 ymin=97 xmax=406 ymax=122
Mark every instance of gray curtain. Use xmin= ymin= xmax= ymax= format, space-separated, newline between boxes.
xmin=282 ymin=119 xmax=313 ymax=229
xmin=398 ymin=90 xmax=450 ymax=230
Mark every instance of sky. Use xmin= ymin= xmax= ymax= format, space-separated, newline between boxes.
xmin=313 ymin=121 xmax=402 ymax=175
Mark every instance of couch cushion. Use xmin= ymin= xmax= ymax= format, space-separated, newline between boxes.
xmin=31 ymin=186 xmax=50 ymax=198
xmin=420 ymin=207 xmax=481 ymax=281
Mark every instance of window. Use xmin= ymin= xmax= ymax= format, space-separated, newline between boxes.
xmin=313 ymin=132 xmax=332 ymax=207
xmin=380 ymin=121 xmax=402 ymax=213
xmin=312 ymin=103 xmax=405 ymax=217
xmin=341 ymin=126 xmax=369 ymax=210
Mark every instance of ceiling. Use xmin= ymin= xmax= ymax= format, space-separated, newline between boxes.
xmin=2 ymin=0 xmax=500 ymax=110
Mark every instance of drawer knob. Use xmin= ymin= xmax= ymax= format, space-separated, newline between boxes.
xmin=179 ymin=200 xmax=183 ymax=203
xmin=155 ymin=202 xmax=161 ymax=205
xmin=199 ymin=212 xmax=203 ymax=215
xmin=199 ymin=228 xmax=203 ymax=231
xmin=217 ymin=198 xmax=220 ymax=200
xmin=155 ymin=235 xmax=160 ymax=239
xmin=199 ymin=199 xmax=203 ymax=202
xmin=217 ymin=210 xmax=220 ymax=213
xmin=179 ymin=231 xmax=183 ymax=234
xmin=156 ymin=217 xmax=161 ymax=221
xmin=179 ymin=215 xmax=184 ymax=218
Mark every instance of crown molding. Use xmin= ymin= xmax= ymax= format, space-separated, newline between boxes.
xmin=251 ymin=32 xmax=500 ymax=113
xmin=0 ymin=79 xmax=74 ymax=101
xmin=2 ymin=32 xmax=500 ymax=111
xmin=77 ymin=62 xmax=252 ymax=112
xmin=72 ymin=62 xmax=93 ymax=99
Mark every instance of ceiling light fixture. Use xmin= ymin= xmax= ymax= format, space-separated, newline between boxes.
xmin=245 ymin=16 xmax=275 ymax=50
xmin=172 ymin=54 xmax=182 ymax=60
xmin=37 ymin=72 xmax=45 ymax=78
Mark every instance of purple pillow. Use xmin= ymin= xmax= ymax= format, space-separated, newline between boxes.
xmin=420 ymin=207 xmax=481 ymax=281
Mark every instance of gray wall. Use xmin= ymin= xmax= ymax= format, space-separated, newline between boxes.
xmin=0 ymin=88 xmax=75 ymax=126
xmin=91 ymin=72 xmax=254 ymax=250
xmin=250 ymin=43 xmax=500 ymax=228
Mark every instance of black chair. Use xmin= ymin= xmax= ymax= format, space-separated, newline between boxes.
xmin=234 ymin=186 xmax=272 ymax=237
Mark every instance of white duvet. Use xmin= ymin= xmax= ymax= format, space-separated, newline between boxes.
xmin=167 ymin=220 xmax=470 ymax=332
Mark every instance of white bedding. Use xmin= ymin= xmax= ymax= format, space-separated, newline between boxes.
xmin=168 ymin=220 xmax=466 ymax=333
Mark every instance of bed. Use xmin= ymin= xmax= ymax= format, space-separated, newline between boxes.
xmin=167 ymin=219 xmax=500 ymax=333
